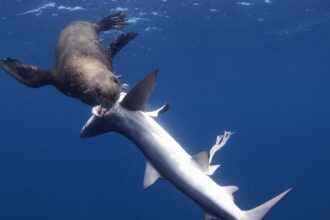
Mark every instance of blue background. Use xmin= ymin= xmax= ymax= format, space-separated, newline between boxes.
xmin=0 ymin=0 xmax=329 ymax=219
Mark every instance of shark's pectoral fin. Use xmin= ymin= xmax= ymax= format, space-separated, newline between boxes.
xmin=146 ymin=102 xmax=170 ymax=117
xmin=121 ymin=70 xmax=157 ymax=111
xmin=143 ymin=161 xmax=163 ymax=189
xmin=192 ymin=151 xmax=220 ymax=176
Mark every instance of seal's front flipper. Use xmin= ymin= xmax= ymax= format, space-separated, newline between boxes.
xmin=107 ymin=32 xmax=138 ymax=58
xmin=0 ymin=58 xmax=51 ymax=88
xmin=96 ymin=12 xmax=128 ymax=32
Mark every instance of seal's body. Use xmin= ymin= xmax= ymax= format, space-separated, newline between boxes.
xmin=53 ymin=21 xmax=119 ymax=107
xmin=0 ymin=12 xmax=137 ymax=107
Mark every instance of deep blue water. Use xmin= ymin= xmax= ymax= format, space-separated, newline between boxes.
xmin=0 ymin=0 xmax=329 ymax=219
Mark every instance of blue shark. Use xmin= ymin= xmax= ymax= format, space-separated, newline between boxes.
xmin=80 ymin=71 xmax=290 ymax=220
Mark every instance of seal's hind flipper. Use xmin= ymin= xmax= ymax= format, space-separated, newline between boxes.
xmin=107 ymin=32 xmax=138 ymax=58
xmin=0 ymin=58 xmax=51 ymax=88
xmin=96 ymin=12 xmax=128 ymax=32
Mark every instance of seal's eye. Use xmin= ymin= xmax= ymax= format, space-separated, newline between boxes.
xmin=95 ymin=87 xmax=102 ymax=95
xmin=111 ymin=76 xmax=119 ymax=84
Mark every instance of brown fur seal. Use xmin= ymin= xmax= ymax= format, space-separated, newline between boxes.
xmin=0 ymin=12 xmax=137 ymax=107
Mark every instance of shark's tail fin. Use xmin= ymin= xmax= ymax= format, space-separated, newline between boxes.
xmin=241 ymin=188 xmax=291 ymax=220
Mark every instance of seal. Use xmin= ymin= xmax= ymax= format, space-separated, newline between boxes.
xmin=0 ymin=12 xmax=137 ymax=108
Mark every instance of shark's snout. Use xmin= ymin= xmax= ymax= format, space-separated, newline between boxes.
xmin=80 ymin=124 xmax=90 ymax=138
xmin=80 ymin=114 xmax=115 ymax=139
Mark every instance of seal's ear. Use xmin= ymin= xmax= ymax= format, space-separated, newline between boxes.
xmin=0 ymin=58 xmax=52 ymax=88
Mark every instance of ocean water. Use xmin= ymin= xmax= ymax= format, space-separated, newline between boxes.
xmin=0 ymin=0 xmax=329 ymax=219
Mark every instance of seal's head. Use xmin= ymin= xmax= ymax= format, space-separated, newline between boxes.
xmin=82 ymin=73 xmax=121 ymax=108
xmin=94 ymin=75 xmax=121 ymax=108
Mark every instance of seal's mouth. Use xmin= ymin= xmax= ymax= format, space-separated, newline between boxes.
xmin=92 ymin=105 xmax=110 ymax=117
xmin=99 ymin=90 xmax=120 ymax=108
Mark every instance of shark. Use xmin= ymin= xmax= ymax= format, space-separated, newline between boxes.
xmin=80 ymin=70 xmax=291 ymax=220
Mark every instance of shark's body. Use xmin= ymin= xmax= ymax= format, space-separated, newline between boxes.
xmin=81 ymin=72 xmax=290 ymax=220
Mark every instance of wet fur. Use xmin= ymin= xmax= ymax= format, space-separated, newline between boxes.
xmin=52 ymin=21 xmax=119 ymax=107
xmin=0 ymin=13 xmax=133 ymax=107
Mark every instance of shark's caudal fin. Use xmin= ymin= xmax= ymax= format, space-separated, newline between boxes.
xmin=241 ymin=188 xmax=291 ymax=220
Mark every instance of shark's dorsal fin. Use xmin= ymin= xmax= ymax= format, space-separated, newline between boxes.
xmin=192 ymin=151 xmax=220 ymax=176
xmin=192 ymin=151 xmax=210 ymax=172
xmin=121 ymin=70 xmax=157 ymax=111
xmin=143 ymin=160 xmax=163 ymax=189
